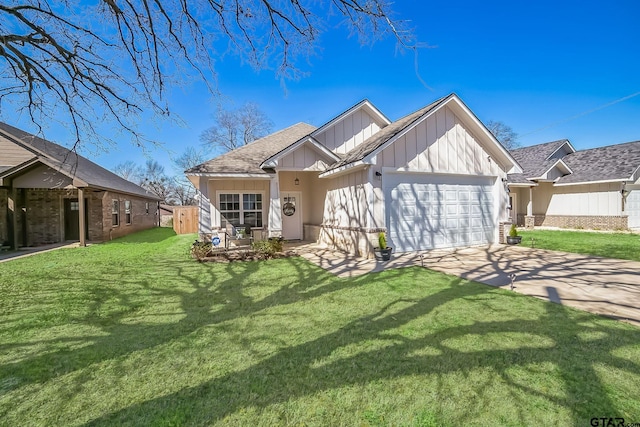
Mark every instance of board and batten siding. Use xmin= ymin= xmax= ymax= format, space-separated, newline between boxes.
xmin=375 ymin=106 xmax=503 ymax=177
xmin=314 ymin=109 xmax=382 ymax=155
xmin=370 ymin=105 xmax=505 ymax=229
xmin=0 ymin=135 xmax=34 ymax=166
xmin=279 ymin=144 xmax=331 ymax=171
xmin=540 ymin=182 xmax=622 ymax=216
xmin=322 ymin=169 xmax=369 ymax=229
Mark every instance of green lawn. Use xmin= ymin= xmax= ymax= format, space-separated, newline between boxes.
xmin=1 ymin=228 xmax=639 ymax=426
xmin=518 ymin=229 xmax=640 ymax=261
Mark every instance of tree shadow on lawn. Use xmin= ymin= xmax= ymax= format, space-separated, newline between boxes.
xmin=83 ymin=271 xmax=640 ymax=426
xmin=2 ymin=251 xmax=639 ymax=426
xmin=0 ymin=254 xmax=380 ymax=394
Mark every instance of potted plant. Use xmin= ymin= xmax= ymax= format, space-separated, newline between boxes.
xmin=375 ymin=232 xmax=393 ymax=261
xmin=506 ymin=224 xmax=522 ymax=245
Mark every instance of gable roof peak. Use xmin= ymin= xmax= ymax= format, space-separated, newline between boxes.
xmin=309 ymin=98 xmax=391 ymax=140
xmin=186 ymin=122 xmax=316 ymax=175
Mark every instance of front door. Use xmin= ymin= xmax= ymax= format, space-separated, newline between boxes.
xmin=281 ymin=192 xmax=302 ymax=240
xmin=64 ymin=198 xmax=88 ymax=241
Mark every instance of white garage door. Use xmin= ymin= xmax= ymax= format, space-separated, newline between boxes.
xmin=627 ymin=190 xmax=640 ymax=229
xmin=384 ymin=174 xmax=496 ymax=252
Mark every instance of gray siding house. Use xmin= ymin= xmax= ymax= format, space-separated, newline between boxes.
xmin=507 ymin=139 xmax=640 ymax=230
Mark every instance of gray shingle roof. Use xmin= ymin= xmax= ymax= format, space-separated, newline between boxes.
xmin=509 ymin=139 xmax=569 ymax=178
xmin=509 ymin=139 xmax=640 ymax=185
xmin=326 ymin=95 xmax=451 ymax=171
xmin=506 ymin=173 xmax=535 ymax=184
xmin=186 ymin=123 xmax=316 ymax=175
xmin=0 ymin=122 xmax=160 ymax=200
xmin=559 ymin=140 xmax=640 ymax=184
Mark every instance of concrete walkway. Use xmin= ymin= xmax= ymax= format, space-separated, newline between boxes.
xmin=296 ymin=243 xmax=640 ymax=327
xmin=0 ymin=242 xmax=81 ymax=263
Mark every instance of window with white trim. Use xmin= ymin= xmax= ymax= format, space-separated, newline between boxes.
xmin=125 ymin=200 xmax=132 ymax=225
xmin=219 ymin=193 xmax=263 ymax=228
xmin=112 ymin=200 xmax=120 ymax=226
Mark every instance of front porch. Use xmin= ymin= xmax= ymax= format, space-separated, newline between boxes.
xmin=509 ymin=181 xmax=629 ymax=230
xmin=0 ymin=187 xmax=96 ymax=249
xmin=199 ymin=169 xmax=384 ymax=258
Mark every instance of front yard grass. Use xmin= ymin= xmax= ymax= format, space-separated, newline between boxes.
xmin=1 ymin=228 xmax=639 ymax=426
xmin=518 ymin=229 xmax=640 ymax=261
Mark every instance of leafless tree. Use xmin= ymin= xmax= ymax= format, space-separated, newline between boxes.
xmin=0 ymin=1 xmax=415 ymax=151
xmin=139 ymin=159 xmax=175 ymax=203
xmin=171 ymin=181 xmax=196 ymax=206
xmin=201 ymin=102 xmax=272 ymax=152
xmin=172 ymin=146 xmax=210 ymax=204
xmin=113 ymin=160 xmax=142 ymax=183
xmin=486 ymin=120 xmax=520 ymax=150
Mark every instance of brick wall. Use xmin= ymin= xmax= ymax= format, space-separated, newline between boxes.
xmin=101 ymin=191 xmax=158 ymax=241
xmin=23 ymin=189 xmax=64 ymax=245
xmin=1 ymin=188 xmax=157 ymax=247
xmin=541 ymin=215 xmax=628 ymax=230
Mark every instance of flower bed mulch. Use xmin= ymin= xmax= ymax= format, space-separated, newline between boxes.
xmin=196 ymin=249 xmax=299 ymax=263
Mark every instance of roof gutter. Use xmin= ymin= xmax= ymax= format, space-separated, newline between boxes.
xmin=319 ymin=161 xmax=367 ymax=178
xmin=553 ymin=178 xmax=628 ymax=187
xmin=185 ymin=173 xmax=272 ymax=179
xmin=507 ymin=182 xmax=539 ymax=187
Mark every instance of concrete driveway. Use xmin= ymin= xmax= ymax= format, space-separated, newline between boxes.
xmin=297 ymin=244 xmax=640 ymax=327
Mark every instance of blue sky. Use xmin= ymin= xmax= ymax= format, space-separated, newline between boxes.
xmin=9 ymin=0 xmax=640 ymax=174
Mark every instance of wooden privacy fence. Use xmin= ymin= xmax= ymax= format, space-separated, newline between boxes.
xmin=173 ymin=206 xmax=198 ymax=234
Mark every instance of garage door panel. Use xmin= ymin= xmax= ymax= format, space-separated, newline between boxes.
xmin=385 ymin=173 xmax=495 ymax=252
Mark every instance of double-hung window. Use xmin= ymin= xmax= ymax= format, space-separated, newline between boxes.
xmin=219 ymin=193 xmax=263 ymax=228
xmin=125 ymin=200 xmax=132 ymax=225
xmin=242 ymin=193 xmax=262 ymax=227
xmin=112 ymin=200 xmax=120 ymax=226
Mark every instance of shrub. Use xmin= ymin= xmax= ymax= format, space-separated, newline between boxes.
xmin=509 ymin=224 xmax=518 ymax=238
xmin=252 ymin=238 xmax=283 ymax=258
xmin=191 ymin=240 xmax=212 ymax=261
xmin=378 ymin=232 xmax=387 ymax=249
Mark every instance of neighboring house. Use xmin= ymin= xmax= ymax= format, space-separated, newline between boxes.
xmin=508 ymin=139 xmax=640 ymax=230
xmin=0 ymin=123 xmax=160 ymax=249
xmin=159 ymin=204 xmax=175 ymax=227
xmin=186 ymin=93 xmax=521 ymax=257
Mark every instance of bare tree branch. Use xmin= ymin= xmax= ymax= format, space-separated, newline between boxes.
xmin=201 ymin=102 xmax=272 ymax=152
xmin=487 ymin=120 xmax=520 ymax=150
xmin=0 ymin=1 xmax=415 ymax=151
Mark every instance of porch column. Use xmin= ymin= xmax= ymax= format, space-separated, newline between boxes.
xmin=268 ymin=175 xmax=282 ymax=237
xmin=198 ymin=178 xmax=211 ymax=235
xmin=78 ymin=188 xmax=86 ymax=247
xmin=10 ymin=187 xmax=18 ymax=250
xmin=525 ymin=186 xmax=535 ymax=229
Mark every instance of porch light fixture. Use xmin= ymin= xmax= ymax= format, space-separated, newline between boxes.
xmin=621 ymin=183 xmax=629 ymax=197
xmin=294 ymin=177 xmax=300 ymax=186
